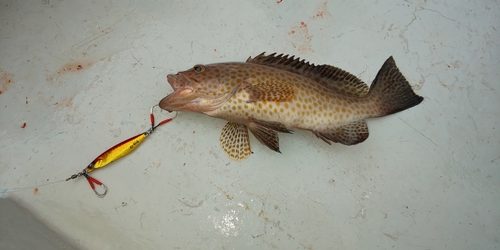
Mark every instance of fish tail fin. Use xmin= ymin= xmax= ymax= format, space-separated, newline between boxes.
xmin=367 ymin=56 xmax=423 ymax=117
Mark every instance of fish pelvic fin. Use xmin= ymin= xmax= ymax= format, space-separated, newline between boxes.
xmin=220 ymin=122 xmax=253 ymax=161
xmin=247 ymin=122 xmax=281 ymax=153
xmin=313 ymin=120 xmax=369 ymax=145
xmin=368 ymin=56 xmax=424 ymax=116
xmin=248 ymin=117 xmax=292 ymax=134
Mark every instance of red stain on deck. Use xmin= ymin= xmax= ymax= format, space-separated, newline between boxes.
xmin=311 ymin=2 xmax=331 ymax=20
xmin=277 ymin=0 xmax=283 ymax=3
xmin=34 ymin=188 xmax=39 ymax=195
xmin=288 ymin=21 xmax=314 ymax=53
xmin=0 ymin=69 xmax=14 ymax=94
xmin=54 ymin=95 xmax=76 ymax=108
xmin=59 ymin=62 xmax=91 ymax=73
xmin=21 ymin=122 xmax=26 ymax=128
xmin=312 ymin=12 xmax=324 ymax=19
xmin=25 ymin=96 xmax=28 ymax=104
xmin=46 ymin=61 xmax=95 ymax=82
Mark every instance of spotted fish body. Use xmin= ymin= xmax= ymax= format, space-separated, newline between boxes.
xmin=159 ymin=53 xmax=423 ymax=160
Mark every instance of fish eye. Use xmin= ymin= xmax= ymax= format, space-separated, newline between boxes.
xmin=193 ymin=64 xmax=206 ymax=73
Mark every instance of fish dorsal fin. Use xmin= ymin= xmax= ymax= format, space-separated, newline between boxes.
xmin=247 ymin=52 xmax=369 ymax=97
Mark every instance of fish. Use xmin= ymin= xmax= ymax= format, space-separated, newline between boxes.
xmin=159 ymin=53 xmax=423 ymax=160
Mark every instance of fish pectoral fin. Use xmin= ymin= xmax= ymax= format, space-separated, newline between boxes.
xmin=248 ymin=117 xmax=292 ymax=133
xmin=313 ymin=120 xmax=369 ymax=145
xmin=220 ymin=122 xmax=253 ymax=161
xmin=247 ymin=122 xmax=281 ymax=153
xmin=245 ymin=80 xmax=294 ymax=103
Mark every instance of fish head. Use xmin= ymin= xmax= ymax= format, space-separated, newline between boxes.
xmin=159 ymin=63 xmax=244 ymax=113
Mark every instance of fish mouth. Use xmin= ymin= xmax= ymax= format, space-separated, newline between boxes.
xmin=159 ymin=73 xmax=244 ymax=113
xmin=159 ymin=74 xmax=196 ymax=112
xmin=158 ymin=87 xmax=198 ymax=112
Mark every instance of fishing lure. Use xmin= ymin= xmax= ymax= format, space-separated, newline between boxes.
xmin=65 ymin=105 xmax=176 ymax=198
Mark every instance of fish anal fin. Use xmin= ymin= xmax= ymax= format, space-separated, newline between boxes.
xmin=247 ymin=52 xmax=369 ymax=97
xmin=248 ymin=117 xmax=292 ymax=134
xmin=247 ymin=122 xmax=281 ymax=153
xmin=246 ymin=80 xmax=294 ymax=103
xmin=220 ymin=122 xmax=252 ymax=161
xmin=313 ymin=120 xmax=369 ymax=145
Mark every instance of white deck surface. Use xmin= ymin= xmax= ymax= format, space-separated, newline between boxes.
xmin=0 ymin=0 xmax=498 ymax=249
